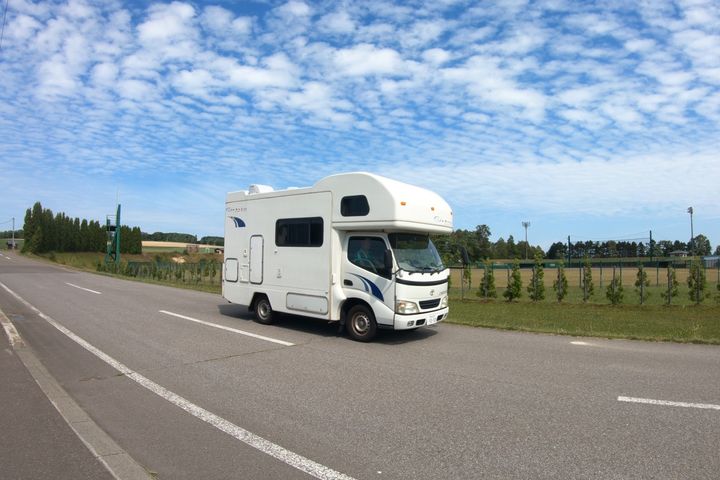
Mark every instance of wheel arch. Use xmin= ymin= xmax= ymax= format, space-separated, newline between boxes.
xmin=340 ymin=298 xmax=372 ymax=323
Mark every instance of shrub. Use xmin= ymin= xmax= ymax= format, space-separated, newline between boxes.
xmin=634 ymin=264 xmax=650 ymax=305
xmin=553 ymin=261 xmax=568 ymax=303
xmin=582 ymin=257 xmax=594 ymax=302
xmin=477 ymin=260 xmax=497 ymax=299
xmin=606 ymin=268 xmax=624 ymax=305
xmin=527 ymin=253 xmax=545 ymax=301
xmin=503 ymin=259 xmax=522 ymax=302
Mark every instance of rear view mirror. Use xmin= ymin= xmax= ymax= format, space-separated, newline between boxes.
xmin=384 ymin=249 xmax=394 ymax=274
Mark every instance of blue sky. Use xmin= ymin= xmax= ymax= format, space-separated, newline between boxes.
xmin=0 ymin=0 xmax=718 ymax=250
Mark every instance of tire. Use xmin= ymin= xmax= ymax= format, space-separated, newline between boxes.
xmin=254 ymin=295 xmax=274 ymax=325
xmin=345 ymin=305 xmax=377 ymax=342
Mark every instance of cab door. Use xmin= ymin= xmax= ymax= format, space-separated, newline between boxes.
xmin=343 ymin=235 xmax=394 ymax=324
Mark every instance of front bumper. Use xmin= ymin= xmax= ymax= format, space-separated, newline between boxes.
xmin=392 ymin=307 xmax=449 ymax=330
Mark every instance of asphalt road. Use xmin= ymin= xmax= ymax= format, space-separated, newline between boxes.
xmin=1 ymin=252 xmax=718 ymax=479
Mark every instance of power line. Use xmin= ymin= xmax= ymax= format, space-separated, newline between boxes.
xmin=0 ymin=0 xmax=9 ymax=53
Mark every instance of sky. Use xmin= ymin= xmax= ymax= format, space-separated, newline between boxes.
xmin=0 ymin=0 xmax=718 ymax=250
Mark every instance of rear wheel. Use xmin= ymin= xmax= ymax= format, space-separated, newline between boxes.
xmin=346 ymin=305 xmax=377 ymax=342
xmin=254 ymin=295 xmax=274 ymax=325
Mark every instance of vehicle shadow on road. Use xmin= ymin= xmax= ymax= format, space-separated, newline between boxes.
xmin=216 ymin=303 xmax=438 ymax=344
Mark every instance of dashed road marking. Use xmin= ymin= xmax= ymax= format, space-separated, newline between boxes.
xmin=618 ymin=396 xmax=720 ymax=411
xmin=65 ymin=282 xmax=102 ymax=295
xmin=159 ymin=310 xmax=294 ymax=347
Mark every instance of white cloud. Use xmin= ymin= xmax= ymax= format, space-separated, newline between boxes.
xmin=333 ymin=44 xmax=407 ymax=77
xmin=624 ymin=38 xmax=656 ymax=53
xmin=137 ymin=2 xmax=196 ymax=44
xmin=318 ymin=11 xmax=355 ymax=34
xmin=91 ymin=62 xmax=119 ymax=87
xmin=442 ymin=56 xmax=547 ymax=120
xmin=116 ymin=79 xmax=156 ymax=101
xmin=422 ymin=48 xmax=451 ymax=65
xmin=277 ymin=1 xmax=312 ymax=18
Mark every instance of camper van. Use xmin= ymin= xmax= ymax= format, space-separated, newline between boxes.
xmin=222 ymin=172 xmax=453 ymax=342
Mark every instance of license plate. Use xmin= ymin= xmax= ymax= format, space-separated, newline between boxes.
xmin=427 ymin=316 xmax=437 ymax=325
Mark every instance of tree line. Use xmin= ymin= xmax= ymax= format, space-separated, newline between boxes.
xmin=435 ymin=225 xmax=717 ymax=264
xmin=141 ymin=232 xmax=224 ymax=246
xmin=22 ymin=202 xmax=142 ymax=254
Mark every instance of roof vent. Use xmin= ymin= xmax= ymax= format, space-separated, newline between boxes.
xmin=248 ymin=184 xmax=274 ymax=194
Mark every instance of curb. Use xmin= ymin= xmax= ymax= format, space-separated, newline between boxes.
xmin=0 ymin=309 xmax=153 ymax=480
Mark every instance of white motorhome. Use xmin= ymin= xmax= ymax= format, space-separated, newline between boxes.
xmin=222 ymin=172 xmax=453 ymax=341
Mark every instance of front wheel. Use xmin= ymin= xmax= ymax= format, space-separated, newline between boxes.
xmin=346 ymin=305 xmax=377 ymax=342
xmin=254 ymin=295 xmax=274 ymax=325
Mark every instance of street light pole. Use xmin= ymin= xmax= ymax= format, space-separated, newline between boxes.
xmin=687 ymin=207 xmax=694 ymax=256
xmin=522 ymin=221 xmax=530 ymax=259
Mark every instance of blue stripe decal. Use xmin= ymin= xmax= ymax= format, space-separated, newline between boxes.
xmin=350 ymin=274 xmax=384 ymax=302
xmin=230 ymin=217 xmax=246 ymax=228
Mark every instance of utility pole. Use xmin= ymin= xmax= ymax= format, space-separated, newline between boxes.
xmin=11 ymin=217 xmax=14 ymax=249
xmin=522 ymin=221 xmax=530 ymax=259
xmin=567 ymin=235 xmax=571 ymax=266
xmin=687 ymin=207 xmax=694 ymax=256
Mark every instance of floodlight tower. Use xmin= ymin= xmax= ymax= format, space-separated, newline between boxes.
xmin=687 ymin=206 xmax=694 ymax=256
xmin=522 ymin=221 xmax=531 ymax=259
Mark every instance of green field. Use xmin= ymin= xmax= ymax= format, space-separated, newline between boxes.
xmin=447 ymin=297 xmax=720 ymax=344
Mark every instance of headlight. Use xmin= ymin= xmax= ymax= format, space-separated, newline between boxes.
xmin=440 ymin=295 xmax=448 ymax=308
xmin=396 ymin=300 xmax=419 ymax=314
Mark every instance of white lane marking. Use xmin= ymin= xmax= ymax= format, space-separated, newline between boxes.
xmin=570 ymin=341 xmax=591 ymax=346
xmin=0 ymin=283 xmax=351 ymax=480
xmin=618 ymin=396 xmax=720 ymax=411
xmin=0 ymin=311 xmax=24 ymax=347
xmin=159 ymin=310 xmax=294 ymax=347
xmin=65 ymin=282 xmax=102 ymax=295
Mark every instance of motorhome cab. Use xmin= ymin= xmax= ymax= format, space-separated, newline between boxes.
xmin=222 ymin=172 xmax=453 ymax=342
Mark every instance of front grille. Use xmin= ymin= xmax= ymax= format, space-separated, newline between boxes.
xmin=419 ymin=299 xmax=441 ymax=309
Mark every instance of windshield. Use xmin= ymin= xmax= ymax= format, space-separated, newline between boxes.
xmin=388 ymin=233 xmax=445 ymax=273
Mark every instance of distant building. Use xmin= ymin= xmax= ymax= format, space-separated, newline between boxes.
xmin=669 ymin=250 xmax=689 ymax=257
xmin=703 ymin=256 xmax=719 ymax=268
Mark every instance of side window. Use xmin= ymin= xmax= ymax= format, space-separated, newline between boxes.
xmin=348 ymin=236 xmax=390 ymax=278
xmin=341 ymin=195 xmax=370 ymax=217
xmin=276 ymin=217 xmax=323 ymax=247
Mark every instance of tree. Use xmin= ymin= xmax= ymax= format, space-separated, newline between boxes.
xmin=553 ymin=261 xmax=568 ymax=303
xmin=581 ymin=257 xmax=594 ymax=302
xmin=692 ymin=234 xmax=711 ymax=256
xmin=606 ymin=268 xmax=624 ymax=305
xmin=661 ymin=266 xmax=679 ymax=305
xmin=477 ymin=260 xmax=497 ymax=299
xmin=634 ymin=264 xmax=650 ymax=305
xmin=506 ymin=235 xmax=519 ymax=259
xmin=493 ymin=237 xmax=508 ymax=259
xmin=474 ymin=225 xmax=492 ymax=259
xmin=714 ymin=245 xmax=720 ymax=256
xmin=527 ymin=253 xmax=545 ymax=301
xmin=687 ymin=258 xmax=708 ymax=304
xmin=503 ymin=259 xmax=522 ymax=302
xmin=547 ymin=242 xmax=567 ymax=260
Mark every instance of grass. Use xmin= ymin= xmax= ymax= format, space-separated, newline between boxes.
xmin=447 ymin=293 xmax=720 ymax=344
xmin=22 ymin=251 xmax=720 ymax=344
xmin=31 ymin=251 xmax=223 ymax=294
